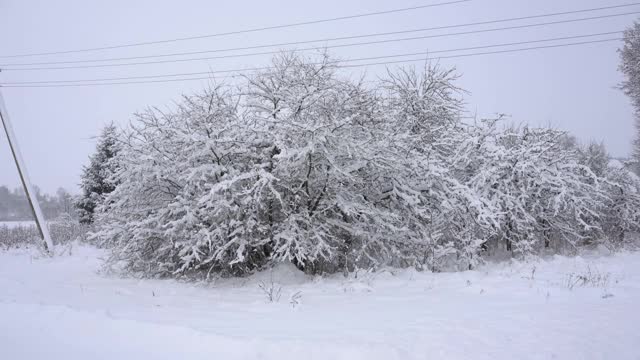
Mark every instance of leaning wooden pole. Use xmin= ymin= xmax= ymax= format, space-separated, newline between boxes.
xmin=0 ymin=88 xmax=54 ymax=252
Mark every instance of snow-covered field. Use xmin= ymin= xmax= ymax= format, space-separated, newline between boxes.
xmin=0 ymin=221 xmax=36 ymax=228
xmin=1 ymin=245 xmax=638 ymax=360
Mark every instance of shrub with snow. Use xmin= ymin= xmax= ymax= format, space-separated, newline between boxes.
xmin=91 ymin=53 xmax=640 ymax=278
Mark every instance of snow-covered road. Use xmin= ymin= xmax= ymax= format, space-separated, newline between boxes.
xmin=1 ymin=245 xmax=639 ymax=359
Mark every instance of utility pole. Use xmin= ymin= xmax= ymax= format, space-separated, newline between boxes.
xmin=0 ymin=88 xmax=54 ymax=252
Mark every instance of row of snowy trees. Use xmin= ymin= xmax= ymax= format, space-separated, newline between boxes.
xmin=0 ymin=186 xmax=75 ymax=221
xmin=84 ymin=53 xmax=640 ymax=278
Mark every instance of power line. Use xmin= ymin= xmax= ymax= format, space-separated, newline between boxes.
xmin=0 ymin=0 xmax=470 ymax=59
xmin=1 ymin=2 xmax=637 ymax=68
xmin=342 ymin=38 xmax=620 ymax=68
xmin=0 ymin=37 xmax=621 ymax=88
xmin=345 ymin=33 xmax=621 ymax=63
xmin=0 ymin=33 xmax=621 ymax=84
xmin=2 ymin=11 xmax=637 ymax=71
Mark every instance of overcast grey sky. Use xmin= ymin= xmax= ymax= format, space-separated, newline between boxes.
xmin=0 ymin=0 xmax=635 ymax=194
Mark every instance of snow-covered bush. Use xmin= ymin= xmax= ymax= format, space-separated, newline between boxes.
xmin=93 ymin=54 xmax=489 ymax=276
xmin=0 ymin=217 xmax=89 ymax=250
xmin=466 ymin=122 xmax=609 ymax=256
xmin=92 ymin=53 xmax=634 ymax=278
xmin=601 ymin=160 xmax=640 ymax=247
xmin=378 ymin=65 xmax=497 ymax=270
xmin=0 ymin=224 xmax=40 ymax=249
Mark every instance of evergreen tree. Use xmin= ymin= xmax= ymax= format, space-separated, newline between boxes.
xmin=76 ymin=124 xmax=120 ymax=224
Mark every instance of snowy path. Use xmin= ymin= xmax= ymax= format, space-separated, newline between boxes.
xmin=1 ymin=245 xmax=639 ymax=359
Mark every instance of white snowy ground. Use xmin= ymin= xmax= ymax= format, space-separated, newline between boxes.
xmin=1 ymin=245 xmax=639 ymax=360
xmin=0 ymin=221 xmax=36 ymax=228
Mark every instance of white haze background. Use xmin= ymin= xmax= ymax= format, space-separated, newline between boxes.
xmin=0 ymin=0 xmax=633 ymax=193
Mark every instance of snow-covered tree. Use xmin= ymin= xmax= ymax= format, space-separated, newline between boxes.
xmin=76 ymin=124 xmax=121 ymax=224
xmin=619 ymin=20 xmax=640 ymax=172
xmin=55 ymin=187 xmax=75 ymax=217
xmin=379 ymin=65 xmax=497 ymax=270
xmin=94 ymin=54 xmax=492 ymax=276
xmin=92 ymin=52 xmax=635 ymax=278
xmin=601 ymin=160 xmax=640 ymax=246
xmin=467 ymin=122 xmax=608 ymax=255
xmin=578 ymin=141 xmax=609 ymax=179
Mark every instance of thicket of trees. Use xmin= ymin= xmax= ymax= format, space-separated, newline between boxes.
xmin=0 ymin=186 xmax=74 ymax=221
xmin=87 ymin=53 xmax=640 ymax=278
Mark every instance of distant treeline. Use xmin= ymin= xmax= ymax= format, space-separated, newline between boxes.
xmin=0 ymin=186 xmax=75 ymax=221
